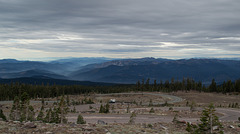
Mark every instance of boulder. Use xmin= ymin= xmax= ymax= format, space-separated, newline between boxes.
xmin=13 ymin=121 xmax=21 ymax=124
xmin=97 ymin=120 xmax=107 ymax=125
xmin=212 ymin=126 xmax=219 ymax=130
xmin=23 ymin=122 xmax=37 ymax=128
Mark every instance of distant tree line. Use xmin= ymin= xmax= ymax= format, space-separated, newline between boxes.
xmin=0 ymin=83 xmax=133 ymax=101
xmin=136 ymin=78 xmax=240 ymax=93
xmin=0 ymin=78 xmax=240 ymax=101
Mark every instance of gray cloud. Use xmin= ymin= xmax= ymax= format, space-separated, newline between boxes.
xmin=0 ymin=0 xmax=240 ymax=59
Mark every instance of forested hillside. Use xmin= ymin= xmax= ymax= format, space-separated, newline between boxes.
xmin=71 ymin=59 xmax=240 ymax=84
xmin=0 ymin=78 xmax=239 ymax=101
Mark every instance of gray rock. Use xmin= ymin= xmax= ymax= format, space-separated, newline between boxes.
xmin=70 ymin=123 xmax=76 ymax=127
xmin=45 ymin=132 xmax=53 ymax=134
xmin=13 ymin=121 xmax=20 ymax=124
xmin=83 ymin=127 xmax=94 ymax=131
xmin=97 ymin=120 xmax=107 ymax=125
xmin=105 ymin=129 xmax=109 ymax=132
xmin=9 ymin=127 xmax=17 ymax=131
xmin=23 ymin=122 xmax=37 ymax=128
xmin=212 ymin=126 xmax=219 ymax=130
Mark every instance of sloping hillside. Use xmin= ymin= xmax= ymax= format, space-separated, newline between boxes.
xmin=70 ymin=59 xmax=240 ymax=84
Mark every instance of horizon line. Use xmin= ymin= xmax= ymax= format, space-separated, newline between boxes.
xmin=0 ymin=56 xmax=240 ymax=62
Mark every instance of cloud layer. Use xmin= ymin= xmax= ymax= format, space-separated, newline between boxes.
xmin=0 ymin=0 xmax=240 ymax=60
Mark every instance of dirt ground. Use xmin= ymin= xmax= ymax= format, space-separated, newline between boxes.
xmin=94 ymin=93 xmax=168 ymax=104
xmin=170 ymin=91 xmax=240 ymax=107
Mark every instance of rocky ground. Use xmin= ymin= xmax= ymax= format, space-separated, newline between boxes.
xmin=0 ymin=120 xmax=240 ymax=134
xmin=170 ymin=91 xmax=240 ymax=107
xmin=0 ymin=120 xmax=186 ymax=134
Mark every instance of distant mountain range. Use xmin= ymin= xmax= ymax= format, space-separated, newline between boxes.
xmin=0 ymin=58 xmax=113 ymax=75
xmin=0 ymin=57 xmax=239 ymax=85
xmin=70 ymin=58 xmax=240 ymax=84
xmin=0 ymin=69 xmax=67 ymax=79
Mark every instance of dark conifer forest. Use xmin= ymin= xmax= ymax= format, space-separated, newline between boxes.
xmin=0 ymin=78 xmax=239 ymax=101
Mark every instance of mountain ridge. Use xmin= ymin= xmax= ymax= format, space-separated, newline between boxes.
xmin=0 ymin=69 xmax=67 ymax=80
xmin=0 ymin=57 xmax=239 ymax=85
xmin=70 ymin=58 xmax=240 ymax=84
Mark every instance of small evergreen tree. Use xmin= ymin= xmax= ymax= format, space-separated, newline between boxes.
xmin=41 ymin=98 xmax=45 ymax=106
xmin=77 ymin=114 xmax=86 ymax=124
xmin=145 ymin=78 xmax=150 ymax=90
xmin=105 ymin=103 xmax=110 ymax=113
xmin=99 ymin=104 xmax=109 ymax=113
xmin=66 ymin=95 xmax=70 ymax=106
xmin=136 ymin=80 xmax=141 ymax=90
xmin=186 ymin=122 xmax=198 ymax=133
xmin=235 ymin=103 xmax=239 ymax=108
xmin=87 ymin=98 xmax=94 ymax=104
xmin=209 ymin=79 xmax=217 ymax=92
xmin=172 ymin=114 xmax=179 ymax=123
xmin=73 ymin=106 xmax=76 ymax=113
xmin=163 ymin=101 xmax=168 ymax=106
xmin=111 ymin=105 xmax=115 ymax=113
xmin=99 ymin=104 xmax=105 ymax=113
xmin=58 ymin=95 xmax=68 ymax=123
xmin=27 ymin=105 xmax=35 ymax=121
xmin=0 ymin=109 xmax=7 ymax=121
xmin=9 ymin=96 xmax=20 ymax=121
xmin=186 ymin=101 xmax=189 ymax=106
xmin=148 ymin=99 xmax=153 ymax=106
xmin=128 ymin=112 xmax=137 ymax=124
xmin=20 ymin=92 xmax=30 ymax=122
xmin=190 ymin=101 xmax=197 ymax=112
xmin=153 ymin=79 xmax=157 ymax=91
xmin=149 ymin=108 xmax=155 ymax=113
xmin=44 ymin=108 xmax=52 ymax=123
xmin=231 ymin=103 xmax=235 ymax=108
xmin=50 ymin=107 xmax=60 ymax=123
xmin=186 ymin=104 xmax=223 ymax=134
xmin=37 ymin=106 xmax=45 ymax=121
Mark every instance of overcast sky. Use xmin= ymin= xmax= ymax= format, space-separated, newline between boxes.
xmin=0 ymin=0 xmax=240 ymax=60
